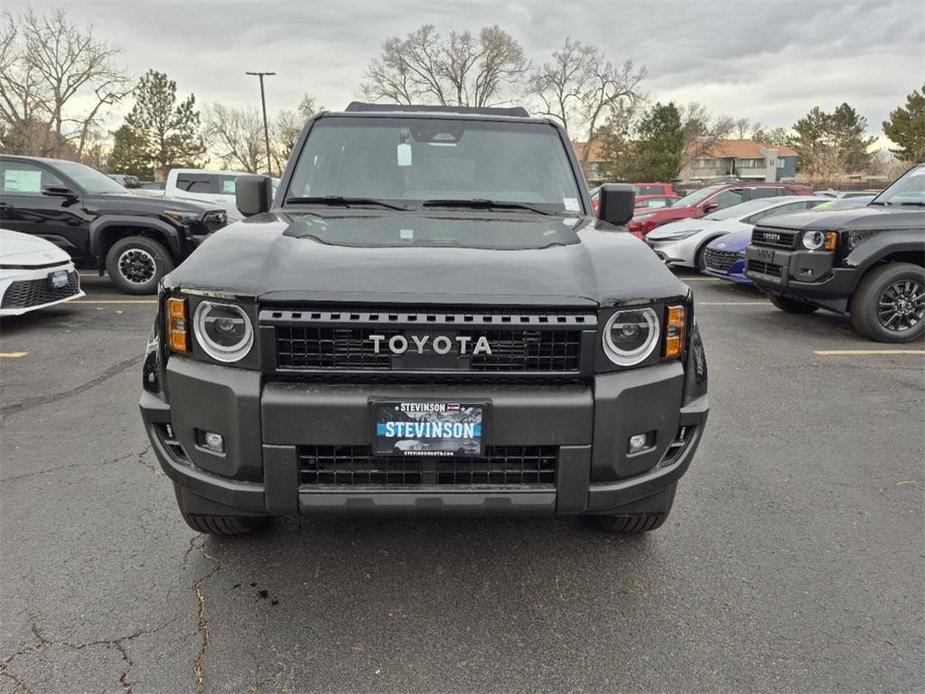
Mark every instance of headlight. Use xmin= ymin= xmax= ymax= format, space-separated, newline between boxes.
xmin=163 ymin=209 xmax=200 ymax=225
xmin=193 ymin=301 xmax=254 ymax=362
xmin=802 ymin=230 xmax=838 ymax=250
xmin=664 ymin=229 xmax=698 ymax=240
xmin=603 ymin=308 xmax=660 ymax=366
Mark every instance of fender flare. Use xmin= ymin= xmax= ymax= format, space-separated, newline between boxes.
xmin=88 ymin=216 xmax=183 ymax=259
xmin=844 ymin=230 xmax=925 ymax=291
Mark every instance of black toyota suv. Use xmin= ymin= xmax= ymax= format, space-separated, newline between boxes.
xmin=139 ymin=103 xmax=709 ymax=536
xmin=0 ymin=155 xmax=227 ymax=294
xmin=746 ymin=163 xmax=924 ymax=342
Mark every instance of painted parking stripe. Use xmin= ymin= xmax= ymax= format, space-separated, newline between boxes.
xmin=814 ymin=349 xmax=925 ymax=356
xmin=0 ymin=352 xmax=28 ymax=358
xmin=698 ymin=301 xmax=770 ymax=306
xmin=71 ymin=300 xmax=157 ymax=304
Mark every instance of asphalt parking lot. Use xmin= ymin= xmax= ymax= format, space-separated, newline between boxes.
xmin=1 ymin=271 xmax=923 ymax=693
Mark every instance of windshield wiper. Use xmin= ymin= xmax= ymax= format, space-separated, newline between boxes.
xmin=898 ymin=201 xmax=925 ymax=206
xmin=285 ymin=196 xmax=408 ymax=211
xmin=422 ymin=199 xmax=555 ymax=216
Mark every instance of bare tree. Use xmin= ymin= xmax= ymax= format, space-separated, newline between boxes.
xmin=679 ymin=102 xmax=735 ymax=171
xmin=0 ymin=8 xmax=129 ymax=158
xmin=273 ymin=94 xmax=322 ymax=172
xmin=734 ymin=117 xmax=752 ymax=139
xmin=528 ymin=38 xmax=646 ymax=166
xmin=205 ymin=104 xmax=266 ymax=173
xmin=362 ymin=24 xmax=528 ymax=107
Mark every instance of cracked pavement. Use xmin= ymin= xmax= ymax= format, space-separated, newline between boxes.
xmin=0 ymin=274 xmax=922 ymax=693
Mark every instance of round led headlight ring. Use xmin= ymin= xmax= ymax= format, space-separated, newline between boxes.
xmin=603 ymin=307 xmax=660 ymax=366
xmin=802 ymin=230 xmax=826 ymax=250
xmin=193 ymin=301 xmax=254 ymax=363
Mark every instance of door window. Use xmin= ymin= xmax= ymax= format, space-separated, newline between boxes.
xmin=175 ymin=173 xmax=219 ymax=194
xmin=0 ymin=162 xmax=64 ymax=195
xmin=712 ymin=189 xmax=744 ymax=209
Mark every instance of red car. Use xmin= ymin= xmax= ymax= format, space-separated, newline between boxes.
xmin=628 ymin=182 xmax=814 ymax=238
xmin=634 ymin=193 xmax=681 ymax=210
xmin=633 ymin=182 xmax=677 ymax=196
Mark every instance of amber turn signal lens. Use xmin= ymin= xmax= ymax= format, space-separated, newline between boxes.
xmin=664 ymin=305 xmax=685 ymax=359
xmin=166 ymin=297 xmax=190 ymax=354
xmin=822 ymin=232 xmax=838 ymax=251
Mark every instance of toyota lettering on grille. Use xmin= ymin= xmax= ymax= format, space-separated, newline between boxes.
xmin=762 ymin=232 xmax=781 ymax=242
xmin=369 ymin=334 xmax=492 ymax=356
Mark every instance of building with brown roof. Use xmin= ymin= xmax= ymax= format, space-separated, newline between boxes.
xmin=680 ymin=139 xmax=799 ymax=184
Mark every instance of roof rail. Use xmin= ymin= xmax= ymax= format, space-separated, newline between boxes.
xmin=344 ymin=101 xmax=530 ymax=117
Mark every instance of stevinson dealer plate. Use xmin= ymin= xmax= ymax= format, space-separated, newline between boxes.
xmin=371 ymin=401 xmax=486 ymax=457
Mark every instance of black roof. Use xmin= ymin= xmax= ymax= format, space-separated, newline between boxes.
xmin=344 ymin=101 xmax=530 ymax=118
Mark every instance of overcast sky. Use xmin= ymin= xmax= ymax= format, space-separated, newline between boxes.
xmin=16 ymin=0 xmax=925 ymax=140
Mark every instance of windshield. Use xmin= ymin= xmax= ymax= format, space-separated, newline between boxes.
xmin=55 ymin=161 xmax=127 ymax=194
xmin=872 ymin=165 xmax=925 ymax=205
xmin=286 ymin=117 xmax=583 ymax=214
xmin=704 ymin=197 xmax=790 ymax=221
xmin=672 ymin=185 xmax=724 ymax=208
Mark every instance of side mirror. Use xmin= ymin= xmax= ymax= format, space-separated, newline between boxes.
xmin=235 ymin=175 xmax=273 ymax=217
xmin=42 ymin=186 xmax=77 ymax=199
xmin=597 ymin=184 xmax=636 ymax=226
xmin=701 ymin=201 xmax=718 ymax=214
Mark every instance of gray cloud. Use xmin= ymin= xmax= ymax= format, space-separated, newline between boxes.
xmin=15 ymin=0 xmax=925 ymax=134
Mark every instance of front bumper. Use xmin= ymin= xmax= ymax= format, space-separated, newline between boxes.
xmin=141 ymin=358 xmax=708 ymax=517
xmin=703 ymin=257 xmax=752 ymax=285
xmin=646 ymin=237 xmax=695 ymax=267
xmin=745 ymin=245 xmax=855 ymax=304
xmin=0 ymin=265 xmax=84 ymax=316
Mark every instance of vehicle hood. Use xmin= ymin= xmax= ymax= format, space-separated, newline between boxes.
xmin=756 ymin=204 xmax=925 ymax=232
xmin=646 ymin=216 xmax=743 ymax=239
xmin=0 ymin=229 xmax=71 ymax=263
xmin=85 ymin=193 xmax=222 ymax=216
xmin=164 ymin=211 xmax=689 ymax=307
xmin=707 ymin=229 xmax=751 ymax=252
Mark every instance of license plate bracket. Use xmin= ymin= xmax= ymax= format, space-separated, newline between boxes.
xmin=371 ymin=400 xmax=487 ymax=457
xmin=47 ymin=270 xmax=69 ymax=289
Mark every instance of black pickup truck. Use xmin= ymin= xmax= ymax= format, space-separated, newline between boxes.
xmin=746 ymin=163 xmax=925 ymax=342
xmin=139 ymin=103 xmax=709 ymax=536
xmin=0 ymin=155 xmax=227 ymax=294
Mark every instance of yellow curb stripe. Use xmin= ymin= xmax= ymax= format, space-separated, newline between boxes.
xmin=71 ymin=300 xmax=157 ymax=304
xmin=0 ymin=352 xmax=28 ymax=358
xmin=814 ymin=350 xmax=925 ymax=356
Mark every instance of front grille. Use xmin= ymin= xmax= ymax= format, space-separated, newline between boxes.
xmin=751 ymin=227 xmax=799 ymax=249
xmin=201 ymin=211 xmax=228 ymax=232
xmin=1 ymin=272 xmax=80 ymax=309
xmin=265 ymin=309 xmax=592 ymax=374
xmin=746 ymin=259 xmax=782 ymax=278
xmin=298 ymin=445 xmax=557 ymax=487
xmin=703 ymin=247 xmax=741 ymax=273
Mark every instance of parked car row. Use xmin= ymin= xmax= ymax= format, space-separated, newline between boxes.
xmin=626 ymin=166 xmax=924 ymax=343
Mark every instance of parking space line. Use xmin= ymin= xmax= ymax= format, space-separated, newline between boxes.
xmin=814 ymin=349 xmax=925 ymax=357
xmin=71 ymin=300 xmax=158 ymax=304
xmin=698 ymin=301 xmax=770 ymax=306
xmin=0 ymin=352 xmax=28 ymax=358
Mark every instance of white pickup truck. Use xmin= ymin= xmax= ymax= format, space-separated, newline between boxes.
xmin=144 ymin=169 xmax=251 ymax=221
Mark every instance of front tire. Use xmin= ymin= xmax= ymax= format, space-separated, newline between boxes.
xmin=105 ymin=235 xmax=174 ymax=295
xmin=850 ymin=263 xmax=925 ymax=343
xmin=768 ymin=293 xmax=819 ymax=314
xmin=587 ymin=483 xmax=677 ymax=534
xmin=174 ymin=485 xmax=269 ymax=536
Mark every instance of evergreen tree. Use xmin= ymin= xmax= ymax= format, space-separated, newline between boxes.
xmin=829 ymin=103 xmax=875 ymax=171
xmin=106 ymin=124 xmax=150 ymax=178
xmin=629 ymin=102 xmax=684 ymax=182
xmin=124 ymin=70 xmax=205 ymax=179
xmin=882 ymin=84 xmax=925 ymax=162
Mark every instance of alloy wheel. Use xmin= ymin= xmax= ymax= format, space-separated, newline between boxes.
xmin=877 ymin=278 xmax=925 ymax=332
xmin=117 ymin=248 xmax=157 ymax=285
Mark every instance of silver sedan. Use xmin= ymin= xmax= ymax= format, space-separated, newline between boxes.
xmin=645 ymin=196 xmax=830 ymax=271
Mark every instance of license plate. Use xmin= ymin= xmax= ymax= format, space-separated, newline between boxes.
xmin=372 ymin=401 xmax=486 ymax=457
xmin=752 ymin=247 xmax=775 ymax=261
xmin=48 ymin=270 xmax=69 ymax=288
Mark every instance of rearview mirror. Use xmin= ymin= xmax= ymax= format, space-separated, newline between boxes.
xmin=42 ymin=186 xmax=77 ymax=199
xmin=235 ymin=175 xmax=273 ymax=217
xmin=597 ymin=184 xmax=636 ymax=226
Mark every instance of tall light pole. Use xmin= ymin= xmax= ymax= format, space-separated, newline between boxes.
xmin=246 ymin=71 xmax=276 ymax=174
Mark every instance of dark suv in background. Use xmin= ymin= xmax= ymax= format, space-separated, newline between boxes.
xmin=0 ymin=155 xmax=227 ymax=294
xmin=746 ymin=163 xmax=925 ymax=342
